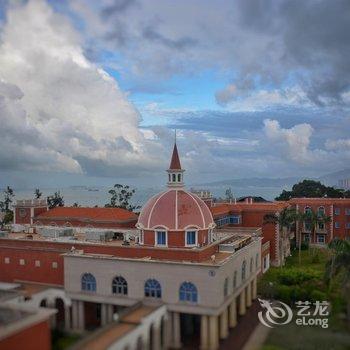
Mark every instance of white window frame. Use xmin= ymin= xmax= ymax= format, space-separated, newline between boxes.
xmin=52 ymin=262 xmax=58 ymax=269
xmin=19 ymin=259 xmax=25 ymax=266
xmin=155 ymin=230 xmax=168 ymax=247
xmin=35 ymin=260 xmax=41 ymax=267
xmin=185 ymin=230 xmax=198 ymax=247
xmin=4 ymin=257 xmax=10 ymax=264
xmin=139 ymin=230 xmax=144 ymax=245
xmin=317 ymin=235 xmax=325 ymax=244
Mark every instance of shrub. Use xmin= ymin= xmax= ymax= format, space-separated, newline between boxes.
xmin=277 ymin=269 xmax=317 ymax=285
xmin=276 ymin=285 xmax=293 ymax=304
xmin=310 ymin=290 xmax=327 ymax=302
xmin=311 ymin=252 xmax=321 ymax=264
xmin=300 ymin=242 xmax=309 ymax=250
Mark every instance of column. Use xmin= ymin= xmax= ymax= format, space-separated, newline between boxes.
xmin=153 ymin=324 xmax=162 ymax=350
xmin=252 ymin=277 xmax=257 ymax=300
xmin=78 ymin=300 xmax=84 ymax=331
xmin=219 ymin=308 xmax=228 ymax=339
xmin=173 ymin=312 xmax=181 ymax=349
xmin=107 ymin=304 xmax=114 ymax=322
xmin=166 ymin=312 xmax=173 ymax=348
xmin=162 ymin=316 xmax=170 ymax=350
xmin=47 ymin=300 xmax=56 ymax=328
xmin=200 ymin=315 xmax=209 ymax=350
xmin=229 ymin=298 xmax=237 ymax=328
xmin=239 ymin=290 xmax=246 ymax=316
xmin=246 ymin=282 xmax=252 ymax=307
xmin=71 ymin=300 xmax=79 ymax=330
xmin=64 ymin=305 xmax=71 ymax=331
xmin=208 ymin=315 xmax=219 ymax=350
xmin=101 ymin=304 xmax=108 ymax=326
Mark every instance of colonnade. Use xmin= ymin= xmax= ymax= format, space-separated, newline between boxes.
xmin=199 ymin=276 xmax=257 ymax=350
xmin=65 ymin=276 xmax=258 ymax=350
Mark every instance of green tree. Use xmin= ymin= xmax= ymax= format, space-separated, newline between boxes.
xmin=263 ymin=207 xmax=299 ymax=265
xmin=275 ymin=179 xmax=349 ymax=200
xmin=325 ymin=238 xmax=350 ymax=321
xmin=302 ymin=208 xmax=331 ymax=247
xmin=0 ymin=186 xmax=15 ymax=228
xmin=105 ymin=184 xmax=140 ymax=211
xmin=34 ymin=188 xmax=42 ymax=199
xmin=47 ymin=191 xmax=64 ymax=209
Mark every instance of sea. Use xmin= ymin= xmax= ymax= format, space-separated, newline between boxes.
xmin=10 ymin=185 xmax=285 ymax=207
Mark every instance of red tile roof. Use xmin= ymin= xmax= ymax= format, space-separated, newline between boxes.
xmin=35 ymin=207 xmax=138 ymax=223
xmin=169 ymin=143 xmax=182 ymax=170
xmin=210 ymin=202 xmax=289 ymax=216
xmin=288 ymin=197 xmax=350 ymax=205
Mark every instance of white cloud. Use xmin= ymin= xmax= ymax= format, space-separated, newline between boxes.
xmin=263 ymin=119 xmax=315 ymax=163
xmin=216 ymin=85 xmax=311 ymax=111
xmin=0 ymin=0 xmax=163 ymax=176
xmin=325 ymin=138 xmax=350 ymax=150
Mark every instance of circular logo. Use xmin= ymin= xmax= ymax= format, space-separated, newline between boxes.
xmin=258 ymin=298 xmax=293 ymax=328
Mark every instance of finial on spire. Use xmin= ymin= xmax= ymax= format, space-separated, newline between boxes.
xmin=174 ymin=129 xmax=177 ymax=144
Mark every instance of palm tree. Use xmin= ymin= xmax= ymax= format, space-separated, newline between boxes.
xmin=263 ymin=207 xmax=299 ymax=266
xmin=325 ymin=238 xmax=350 ymax=322
xmin=302 ymin=209 xmax=331 ymax=246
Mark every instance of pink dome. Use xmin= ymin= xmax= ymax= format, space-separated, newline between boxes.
xmin=137 ymin=189 xmax=215 ymax=230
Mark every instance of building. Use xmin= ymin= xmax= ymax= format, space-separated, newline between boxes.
xmin=13 ymin=204 xmax=138 ymax=231
xmin=0 ymin=143 xmax=262 ymax=350
xmin=338 ymin=178 xmax=350 ymax=189
xmin=289 ymin=198 xmax=350 ymax=245
xmin=0 ymin=285 xmax=55 ymax=350
xmin=210 ymin=201 xmax=289 ymax=267
xmin=63 ymin=142 xmax=262 ymax=349
xmin=13 ymin=199 xmax=48 ymax=227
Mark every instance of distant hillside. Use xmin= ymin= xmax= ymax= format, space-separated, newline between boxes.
xmin=319 ymin=168 xmax=350 ymax=186
xmin=196 ymin=169 xmax=350 ymax=189
xmin=197 ymin=176 xmax=304 ymax=188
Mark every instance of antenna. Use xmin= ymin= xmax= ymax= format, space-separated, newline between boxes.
xmin=174 ymin=129 xmax=177 ymax=144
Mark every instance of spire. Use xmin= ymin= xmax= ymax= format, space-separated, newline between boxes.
xmin=169 ymin=142 xmax=182 ymax=170
xmin=167 ymin=134 xmax=184 ymax=188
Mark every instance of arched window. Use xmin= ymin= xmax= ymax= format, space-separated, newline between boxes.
xmin=250 ymin=257 xmax=254 ymax=273
xmin=172 ymin=174 xmax=176 ymax=182
xmin=318 ymin=206 xmax=325 ymax=216
xmin=177 ymin=174 xmax=181 ymax=182
xmin=304 ymin=206 xmax=312 ymax=231
xmin=255 ymin=253 xmax=259 ymax=269
xmin=233 ymin=271 xmax=237 ymax=289
xmin=224 ymin=277 xmax=228 ymax=297
xmin=179 ymin=282 xmax=198 ymax=303
xmin=144 ymin=279 xmax=161 ymax=298
xmin=241 ymin=260 xmax=246 ymax=281
xmin=112 ymin=276 xmax=128 ymax=295
xmin=304 ymin=206 xmax=312 ymax=214
xmin=81 ymin=273 xmax=96 ymax=292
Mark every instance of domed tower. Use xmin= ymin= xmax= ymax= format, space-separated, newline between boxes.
xmin=137 ymin=142 xmax=215 ymax=248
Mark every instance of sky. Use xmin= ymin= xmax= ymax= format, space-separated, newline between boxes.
xmin=0 ymin=0 xmax=350 ymax=189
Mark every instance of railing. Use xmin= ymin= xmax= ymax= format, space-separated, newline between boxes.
xmin=262 ymin=241 xmax=270 ymax=252
xmin=15 ymin=199 xmax=47 ymax=206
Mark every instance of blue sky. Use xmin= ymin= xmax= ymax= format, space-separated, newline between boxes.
xmin=0 ymin=0 xmax=350 ymax=189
